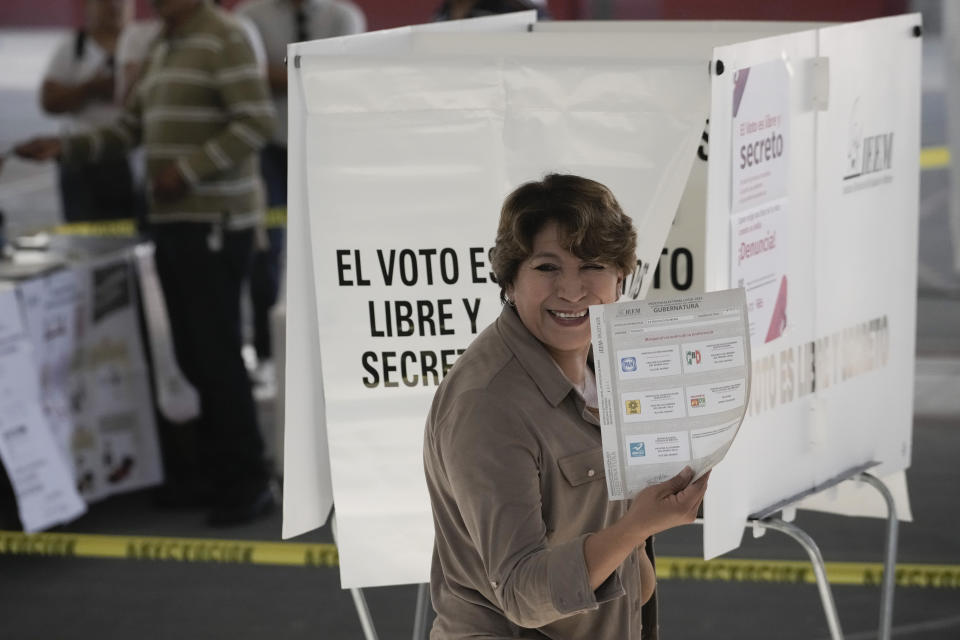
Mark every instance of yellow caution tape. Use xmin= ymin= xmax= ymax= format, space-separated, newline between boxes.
xmin=51 ymin=219 xmax=138 ymax=237
xmin=1 ymin=530 xmax=957 ymax=588
xmin=656 ymin=555 xmax=960 ymax=589
xmin=0 ymin=530 xmax=337 ymax=568
xmin=920 ymin=146 xmax=950 ymax=169
xmin=265 ymin=206 xmax=287 ymax=229
xmin=48 ymin=207 xmax=288 ymax=238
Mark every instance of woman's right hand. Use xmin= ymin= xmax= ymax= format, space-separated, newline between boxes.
xmin=622 ymin=466 xmax=709 ymax=544
xmin=584 ymin=466 xmax=709 ymax=590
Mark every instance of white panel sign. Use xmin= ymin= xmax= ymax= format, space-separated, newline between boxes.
xmin=282 ymin=11 xmax=538 ymax=543
xmin=298 ymin=42 xmax=706 ymax=587
xmin=703 ymin=15 xmax=919 ymax=559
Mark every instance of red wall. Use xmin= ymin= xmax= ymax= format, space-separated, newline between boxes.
xmin=615 ymin=0 xmax=907 ymax=21
xmin=0 ymin=0 xmax=907 ymax=30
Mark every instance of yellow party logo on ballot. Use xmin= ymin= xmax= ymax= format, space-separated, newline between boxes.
xmin=625 ymin=399 xmax=642 ymax=415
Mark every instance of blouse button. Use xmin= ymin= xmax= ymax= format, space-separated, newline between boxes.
xmin=587 ymin=468 xmax=596 ymax=477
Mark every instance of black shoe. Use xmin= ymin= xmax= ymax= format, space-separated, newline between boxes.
xmin=206 ymin=487 xmax=276 ymax=527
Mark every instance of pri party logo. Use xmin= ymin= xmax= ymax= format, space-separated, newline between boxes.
xmin=685 ymin=350 xmax=702 ymax=366
xmin=621 ymin=356 xmax=638 ymax=373
xmin=630 ymin=442 xmax=646 ymax=458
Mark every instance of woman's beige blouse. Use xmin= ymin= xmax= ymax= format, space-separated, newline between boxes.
xmin=423 ymin=305 xmax=658 ymax=639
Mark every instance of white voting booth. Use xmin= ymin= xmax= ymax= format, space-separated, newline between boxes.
xmin=284 ymin=12 xmax=920 ymax=638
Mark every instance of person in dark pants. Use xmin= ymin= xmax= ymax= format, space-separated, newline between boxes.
xmin=152 ymin=223 xmax=269 ymax=517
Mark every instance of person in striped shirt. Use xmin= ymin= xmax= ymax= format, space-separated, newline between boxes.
xmin=17 ymin=0 xmax=279 ymax=526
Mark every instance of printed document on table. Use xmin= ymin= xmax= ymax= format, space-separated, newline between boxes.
xmin=0 ymin=284 xmax=86 ymax=531
xmin=590 ymin=289 xmax=751 ymax=500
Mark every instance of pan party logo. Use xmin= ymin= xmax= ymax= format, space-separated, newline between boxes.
xmin=621 ymin=356 xmax=638 ymax=373
xmin=625 ymin=399 xmax=642 ymax=415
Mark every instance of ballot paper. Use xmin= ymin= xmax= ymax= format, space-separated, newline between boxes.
xmin=590 ymin=288 xmax=751 ymax=499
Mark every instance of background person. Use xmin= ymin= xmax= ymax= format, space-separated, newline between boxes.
xmin=16 ymin=0 xmax=278 ymax=526
xmin=113 ymin=2 xmax=268 ymax=232
xmin=423 ymin=174 xmax=709 ymax=639
xmin=41 ymin=0 xmax=139 ymax=222
xmin=234 ymin=0 xmax=366 ymax=386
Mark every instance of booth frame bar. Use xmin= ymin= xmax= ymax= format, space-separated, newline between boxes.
xmin=346 ymin=464 xmax=899 ymax=640
xmin=735 ymin=463 xmax=899 ymax=640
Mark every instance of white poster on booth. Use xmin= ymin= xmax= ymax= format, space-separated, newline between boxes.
xmin=730 ymin=60 xmax=789 ymax=212
xmin=731 ymin=198 xmax=787 ymax=344
xmin=300 ymin=45 xmax=707 ymax=587
xmin=729 ymin=60 xmax=789 ymax=346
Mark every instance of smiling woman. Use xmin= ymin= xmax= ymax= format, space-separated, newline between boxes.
xmin=494 ymin=175 xmax=635 ymax=390
xmin=423 ymin=174 xmax=710 ymax=640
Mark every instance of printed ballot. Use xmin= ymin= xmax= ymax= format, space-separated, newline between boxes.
xmin=591 ymin=288 xmax=751 ymax=499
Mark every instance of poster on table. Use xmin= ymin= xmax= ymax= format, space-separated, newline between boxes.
xmin=293 ymin=34 xmax=708 ymax=586
xmin=0 ymin=284 xmax=86 ymax=532
xmin=17 ymin=269 xmax=80 ymax=462
xmin=70 ymin=251 xmax=164 ymax=501
xmin=702 ymin=15 xmax=919 ymax=558
xmin=2 ymin=249 xmax=165 ymax=523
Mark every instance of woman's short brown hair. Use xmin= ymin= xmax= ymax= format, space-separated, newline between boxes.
xmin=490 ymin=174 xmax=637 ymax=302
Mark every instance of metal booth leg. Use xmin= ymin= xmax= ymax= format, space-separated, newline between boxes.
xmin=856 ymin=473 xmax=899 ymax=640
xmin=413 ymin=582 xmax=431 ymax=640
xmin=331 ymin=514 xmax=380 ymax=640
xmin=350 ymin=588 xmax=380 ymax=640
xmin=757 ymin=518 xmax=845 ymax=640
